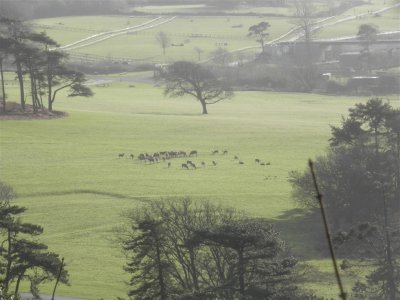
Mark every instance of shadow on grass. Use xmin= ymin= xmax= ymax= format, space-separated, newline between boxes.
xmin=272 ymin=208 xmax=331 ymax=260
xmin=132 ymin=112 xmax=207 ymax=117
xmin=17 ymin=189 xmax=151 ymax=203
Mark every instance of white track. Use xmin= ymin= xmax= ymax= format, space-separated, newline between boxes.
xmin=58 ymin=16 xmax=176 ymax=51
xmin=204 ymin=2 xmax=400 ymax=62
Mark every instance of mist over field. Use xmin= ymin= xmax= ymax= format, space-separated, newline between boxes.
xmin=0 ymin=0 xmax=399 ymax=299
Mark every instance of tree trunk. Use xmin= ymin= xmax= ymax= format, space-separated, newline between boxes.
xmin=48 ymin=76 xmax=53 ymax=111
xmin=51 ymin=257 xmax=64 ymax=300
xmin=397 ymin=133 xmax=400 ymax=211
xmin=238 ymin=249 xmax=245 ymax=296
xmin=14 ymin=274 xmax=23 ymax=298
xmin=29 ymin=68 xmax=38 ymax=113
xmin=4 ymin=229 xmax=12 ymax=294
xmin=383 ymin=194 xmax=397 ymax=300
xmin=155 ymin=240 xmax=167 ymax=300
xmin=200 ymin=100 xmax=208 ymax=114
xmin=374 ymin=127 xmax=379 ymax=156
xmin=16 ymin=61 xmax=25 ymax=110
xmin=188 ymin=247 xmax=199 ymax=291
xmin=0 ymin=59 xmax=6 ymax=113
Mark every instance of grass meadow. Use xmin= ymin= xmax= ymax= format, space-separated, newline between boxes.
xmin=2 ymin=78 xmax=399 ymax=298
xmin=2 ymin=1 xmax=399 ymax=297
xmin=32 ymin=15 xmax=293 ymax=62
xmin=30 ymin=16 xmax=154 ymax=46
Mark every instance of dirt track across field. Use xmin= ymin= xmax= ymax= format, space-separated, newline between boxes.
xmin=20 ymin=294 xmax=85 ymax=300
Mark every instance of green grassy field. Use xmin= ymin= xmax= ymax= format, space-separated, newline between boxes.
xmin=31 ymin=15 xmax=293 ymax=62
xmin=30 ymin=16 xmax=154 ymax=46
xmin=2 ymin=78 xmax=399 ymax=298
xmin=2 ymin=1 xmax=399 ymax=297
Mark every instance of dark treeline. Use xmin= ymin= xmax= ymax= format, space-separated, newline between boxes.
xmin=0 ymin=0 xmax=291 ymax=19
xmin=0 ymin=16 xmax=92 ymax=113
xmin=0 ymin=0 xmax=127 ymax=19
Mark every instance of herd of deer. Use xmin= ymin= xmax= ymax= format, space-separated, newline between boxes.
xmin=117 ymin=149 xmax=271 ymax=170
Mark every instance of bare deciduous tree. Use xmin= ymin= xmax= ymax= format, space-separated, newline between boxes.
xmin=194 ymin=46 xmax=204 ymax=61
xmin=294 ymin=0 xmax=314 ymax=45
xmin=156 ymin=31 xmax=170 ymax=56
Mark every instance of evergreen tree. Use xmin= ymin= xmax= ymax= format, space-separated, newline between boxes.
xmin=0 ymin=182 xmax=68 ymax=298
xmin=290 ymin=98 xmax=400 ymax=228
xmin=122 ymin=212 xmax=174 ymax=300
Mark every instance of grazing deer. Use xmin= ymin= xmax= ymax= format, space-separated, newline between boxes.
xmin=211 ymin=150 xmax=219 ymax=155
xmin=212 ymin=161 xmax=217 ymax=166
xmin=182 ymin=163 xmax=189 ymax=170
xmin=189 ymin=150 xmax=198 ymax=157
xmin=255 ymin=159 xmax=260 ymax=164
xmin=239 ymin=161 xmax=244 ymax=165
xmin=130 ymin=154 xmax=134 ymax=159
xmin=118 ymin=153 xmax=125 ymax=158
xmin=222 ymin=150 xmax=228 ymax=155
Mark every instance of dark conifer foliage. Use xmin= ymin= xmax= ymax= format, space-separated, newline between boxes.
xmin=0 ymin=16 xmax=92 ymax=113
xmin=0 ymin=182 xmax=68 ymax=298
xmin=290 ymin=98 xmax=400 ymax=228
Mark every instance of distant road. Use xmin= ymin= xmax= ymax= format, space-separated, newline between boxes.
xmin=287 ymin=2 xmax=400 ymax=42
xmin=59 ymin=16 xmax=176 ymax=51
xmin=205 ymin=2 xmax=400 ymax=62
xmin=20 ymin=294 xmax=85 ymax=300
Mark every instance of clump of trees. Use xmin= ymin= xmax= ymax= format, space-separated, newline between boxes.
xmin=119 ymin=198 xmax=321 ymax=299
xmin=0 ymin=182 xmax=68 ymax=299
xmin=290 ymin=98 xmax=400 ymax=299
xmin=0 ymin=16 xmax=92 ymax=113
xmin=290 ymin=98 xmax=400 ymax=228
xmin=334 ymin=217 xmax=400 ymax=299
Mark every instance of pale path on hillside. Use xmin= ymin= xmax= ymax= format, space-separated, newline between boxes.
xmin=20 ymin=294 xmax=85 ymax=300
xmin=59 ymin=16 xmax=176 ymax=51
xmin=207 ymin=2 xmax=400 ymax=61
xmin=287 ymin=2 xmax=400 ymax=41
xmin=59 ymin=16 xmax=163 ymax=49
